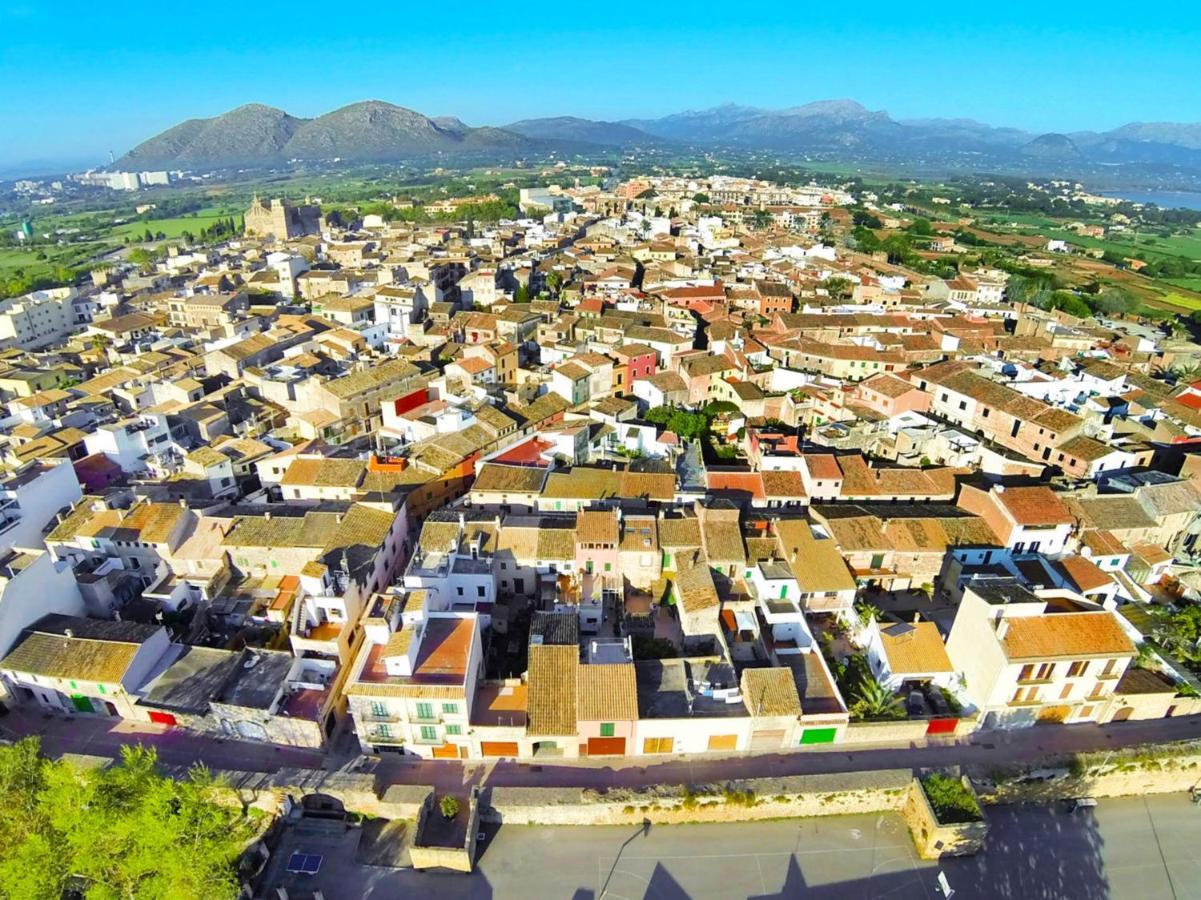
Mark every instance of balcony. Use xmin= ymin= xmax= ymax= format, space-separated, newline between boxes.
xmin=411 ymin=714 xmax=442 ymax=726
xmin=367 ymin=728 xmax=403 ymax=744
xmin=363 ymin=712 xmax=399 ymax=724
xmin=412 ymin=733 xmax=445 ymax=745
xmin=1016 ymin=677 xmax=1055 ymax=686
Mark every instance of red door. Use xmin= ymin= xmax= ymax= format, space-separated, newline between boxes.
xmin=148 ymin=711 xmax=177 ymax=727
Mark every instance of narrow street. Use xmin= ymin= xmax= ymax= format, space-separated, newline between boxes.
xmin=6 ymin=707 xmax=1201 ymax=791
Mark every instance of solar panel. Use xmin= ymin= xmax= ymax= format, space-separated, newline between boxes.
xmin=286 ymin=852 xmax=323 ymax=875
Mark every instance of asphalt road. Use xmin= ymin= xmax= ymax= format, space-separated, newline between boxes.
xmin=6 ymin=709 xmax=1201 ymax=792
xmin=258 ymin=794 xmax=1201 ymax=899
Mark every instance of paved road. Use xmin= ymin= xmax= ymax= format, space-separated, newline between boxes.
xmin=258 ymin=794 xmax=1201 ymax=899
xmin=6 ymin=708 xmax=1201 ymax=790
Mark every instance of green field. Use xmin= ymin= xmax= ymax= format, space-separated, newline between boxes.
xmin=109 ymin=207 xmax=240 ymax=241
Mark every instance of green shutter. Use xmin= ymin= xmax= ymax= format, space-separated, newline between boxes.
xmin=420 ymin=725 xmax=437 ymax=741
xmin=446 ymin=724 xmax=462 ymax=736
xmin=600 ymin=722 xmax=615 ymax=737
xmin=800 ymin=727 xmax=837 ymax=745
xmin=416 ymin=702 xmax=434 ymax=719
xmin=442 ymin=702 xmax=457 ymax=714
xmin=71 ymin=695 xmax=93 ymax=713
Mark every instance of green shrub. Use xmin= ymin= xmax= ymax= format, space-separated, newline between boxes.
xmin=920 ymin=774 xmax=982 ymax=824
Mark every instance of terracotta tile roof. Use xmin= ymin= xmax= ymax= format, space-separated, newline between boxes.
xmin=879 ymin=622 xmax=953 ymax=675
xmin=0 ymin=617 xmax=155 ymax=683
xmin=1001 ymin=611 xmax=1135 ymax=661
xmin=741 ymin=666 xmax=802 ymax=717
xmin=996 ymin=486 xmax=1074 ymax=526
xmin=672 ymin=549 xmax=720 ymax=613
xmin=576 ymin=508 xmax=619 ymax=546
xmin=526 ymin=644 xmax=578 ymax=736
xmin=472 ymin=463 xmax=548 ymax=494
xmin=803 ymin=454 xmax=842 ymax=481
xmin=577 ymin=663 xmax=638 ymax=721
xmin=1055 ymin=555 xmax=1114 ymax=593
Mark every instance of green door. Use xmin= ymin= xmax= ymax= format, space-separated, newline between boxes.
xmin=800 ymin=727 xmax=837 ymax=745
xmin=70 ymin=695 xmax=93 ymax=713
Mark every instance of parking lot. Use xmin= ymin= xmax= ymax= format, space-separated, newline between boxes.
xmin=257 ymin=793 xmax=1201 ymax=898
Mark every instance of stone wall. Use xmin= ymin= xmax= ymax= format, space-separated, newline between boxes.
xmin=841 ymin=716 xmax=976 ymax=745
xmin=480 ymin=770 xmax=914 ymax=827
xmin=900 ymin=776 xmax=987 ymax=860
xmin=972 ymin=746 xmax=1201 ymax=805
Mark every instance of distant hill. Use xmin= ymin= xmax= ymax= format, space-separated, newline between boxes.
xmin=1021 ymin=133 xmax=1082 ymax=160
xmin=113 ymin=96 xmax=1201 ymax=178
xmin=504 ymin=116 xmax=659 ymax=146
xmin=122 ymin=104 xmax=304 ymax=167
xmin=118 ymin=101 xmax=534 ymax=168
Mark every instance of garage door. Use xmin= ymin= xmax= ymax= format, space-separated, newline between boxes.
xmin=148 ymin=711 xmax=177 ymax=727
xmin=587 ymin=737 xmax=627 ymax=756
xmin=431 ymin=743 xmax=460 ymax=760
xmin=480 ymin=741 xmax=519 ymax=758
xmin=642 ymin=737 xmax=673 ymax=754
xmin=749 ymin=729 xmax=785 ymax=751
xmin=926 ymin=718 xmax=958 ymax=736
xmin=707 ymin=734 xmax=738 ymax=752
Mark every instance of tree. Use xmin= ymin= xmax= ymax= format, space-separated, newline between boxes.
xmin=850 ymin=674 xmax=904 ymax=720
xmin=751 ymin=209 xmax=772 ymax=230
xmin=439 ymin=795 xmax=460 ymax=819
xmin=692 ymin=193 xmax=709 ymax=204
xmin=514 ymin=283 xmax=531 ymax=303
xmin=1095 ymin=287 xmax=1137 ymax=317
xmin=0 ymin=739 xmax=256 ymax=899
xmin=824 ymin=276 xmax=854 ymax=301
xmin=906 ymin=218 xmax=933 ymax=236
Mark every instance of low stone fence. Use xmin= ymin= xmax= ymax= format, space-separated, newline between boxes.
xmin=842 ymin=716 xmax=976 ymax=745
xmin=901 ymin=775 xmax=987 ymax=860
xmin=972 ymin=743 xmax=1201 ymax=805
xmin=481 ymin=769 xmax=914 ymax=827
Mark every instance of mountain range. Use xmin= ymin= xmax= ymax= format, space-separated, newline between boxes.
xmin=115 ymin=98 xmax=1201 ymax=177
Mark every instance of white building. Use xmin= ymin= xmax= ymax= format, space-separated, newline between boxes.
xmin=0 ymin=461 xmax=83 ymax=555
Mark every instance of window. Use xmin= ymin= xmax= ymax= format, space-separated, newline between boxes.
xmin=477 ymin=586 xmax=486 ymax=598
xmin=1067 ymin=661 xmax=1088 ymax=678
xmin=376 ymin=724 xmax=391 ymax=738
xmin=415 ymin=702 xmax=434 ymax=720
xmin=371 ymin=701 xmax=387 ymax=718
xmin=457 ymin=587 xmax=464 ymax=596
xmin=442 ymin=702 xmax=457 ymax=715
xmin=446 ymin=724 xmax=462 ymax=736
xmin=600 ymin=723 xmax=615 ymax=737
xmin=420 ymin=725 xmax=437 ymax=742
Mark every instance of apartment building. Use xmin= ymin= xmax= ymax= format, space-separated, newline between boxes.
xmin=946 ymin=580 xmax=1136 ymax=728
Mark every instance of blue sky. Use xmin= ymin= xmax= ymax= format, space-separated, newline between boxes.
xmin=2 ymin=0 xmax=1200 ymax=168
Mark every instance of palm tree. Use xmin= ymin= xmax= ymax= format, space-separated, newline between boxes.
xmin=851 ymin=674 xmax=903 ymax=720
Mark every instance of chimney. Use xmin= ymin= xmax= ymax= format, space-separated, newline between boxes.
xmin=912 ymin=612 xmax=921 ymax=624
xmin=995 ymin=484 xmax=1005 ymax=494
xmin=264 ymin=511 xmax=272 ymax=520
xmin=791 ymin=549 xmax=798 ymax=563
xmin=996 ymin=618 xmax=1010 ymax=640
xmin=178 ymin=498 xmax=187 ymax=508
xmin=64 ymin=628 xmax=74 ymax=640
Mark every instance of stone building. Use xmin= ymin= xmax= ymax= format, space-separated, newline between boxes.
xmin=244 ymin=196 xmax=322 ymax=239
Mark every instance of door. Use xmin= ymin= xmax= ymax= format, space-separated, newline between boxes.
xmin=480 ymin=741 xmax=519 ymax=758
xmin=1111 ymin=707 xmax=1133 ymax=723
xmin=586 ymin=737 xmax=626 ymax=756
xmin=148 ymin=711 xmax=177 ymax=727
xmin=749 ymin=729 xmax=785 ymax=751
xmin=642 ymin=737 xmax=673 ymax=754
xmin=70 ymin=695 xmax=93 ymax=713
xmin=431 ymin=743 xmax=460 ymax=760
xmin=707 ymin=734 xmax=738 ymax=752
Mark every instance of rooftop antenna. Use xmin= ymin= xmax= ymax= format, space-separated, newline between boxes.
xmin=108 ymin=150 xmax=115 ymax=165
